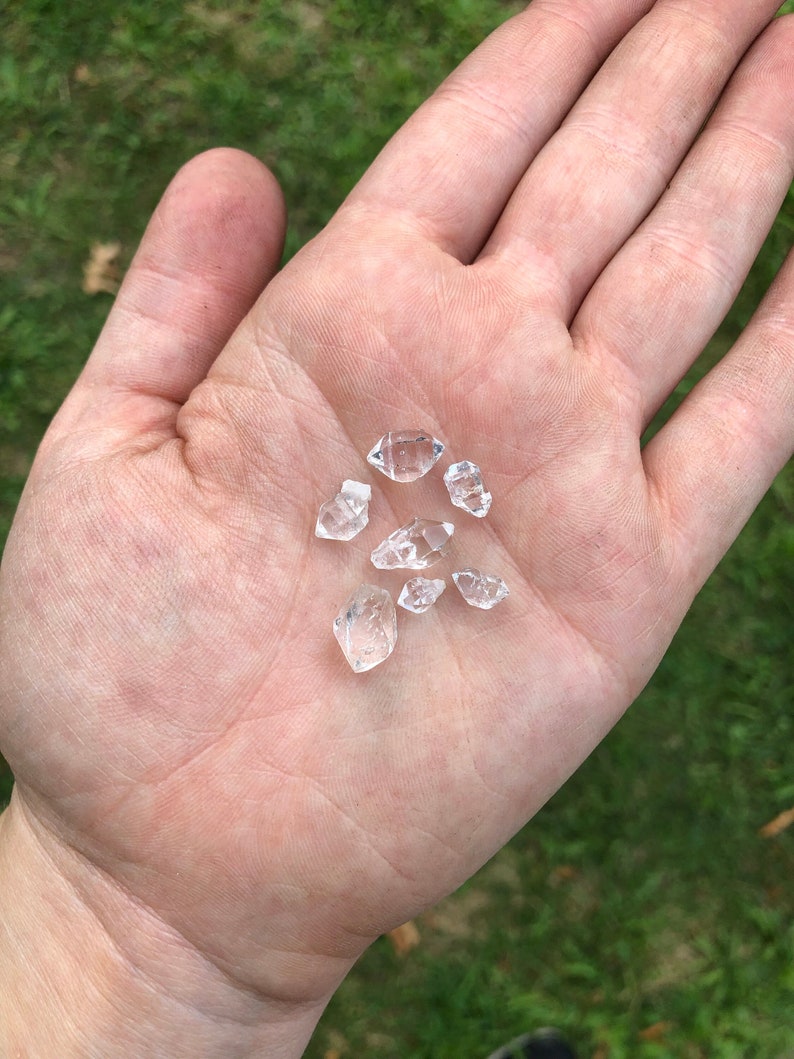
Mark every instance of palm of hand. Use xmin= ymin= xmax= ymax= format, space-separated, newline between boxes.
xmin=2 ymin=0 xmax=792 ymax=1007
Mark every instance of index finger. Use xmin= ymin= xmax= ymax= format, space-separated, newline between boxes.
xmin=344 ymin=0 xmax=655 ymax=262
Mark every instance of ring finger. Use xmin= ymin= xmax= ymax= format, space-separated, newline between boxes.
xmin=573 ymin=14 xmax=794 ymax=429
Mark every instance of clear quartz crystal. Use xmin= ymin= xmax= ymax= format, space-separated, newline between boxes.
xmin=398 ymin=577 xmax=446 ymax=614
xmin=453 ymin=568 xmax=509 ymax=609
xmin=443 ymin=461 xmax=492 ymax=518
xmin=315 ymin=480 xmax=371 ymax=541
xmin=333 ymin=584 xmax=397 ymax=672
xmin=371 ymin=517 xmax=454 ymax=570
xmin=367 ymin=430 xmax=444 ymax=482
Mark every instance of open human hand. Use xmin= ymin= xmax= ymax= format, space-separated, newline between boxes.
xmin=1 ymin=1 xmax=793 ymax=1054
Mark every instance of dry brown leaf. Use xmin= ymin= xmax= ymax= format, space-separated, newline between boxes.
xmin=82 ymin=241 xmax=122 ymax=295
xmin=323 ymin=1051 xmax=341 ymax=1059
xmin=73 ymin=63 xmax=98 ymax=86
xmin=387 ymin=919 xmax=420 ymax=956
xmin=759 ymin=807 xmax=794 ymax=838
xmin=550 ymin=864 xmax=578 ymax=884
xmin=638 ymin=1021 xmax=673 ymax=1042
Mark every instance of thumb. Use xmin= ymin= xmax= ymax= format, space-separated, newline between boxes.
xmin=45 ymin=148 xmax=286 ymax=457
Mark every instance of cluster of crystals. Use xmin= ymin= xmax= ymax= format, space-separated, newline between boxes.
xmin=318 ymin=428 xmax=508 ymax=672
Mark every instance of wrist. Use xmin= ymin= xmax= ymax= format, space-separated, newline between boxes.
xmin=0 ymin=792 xmax=342 ymax=1058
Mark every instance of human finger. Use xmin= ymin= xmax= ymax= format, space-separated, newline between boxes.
xmin=573 ymin=14 xmax=794 ymax=429
xmin=48 ymin=148 xmax=286 ymax=452
xmin=345 ymin=0 xmax=656 ymax=261
xmin=479 ymin=0 xmax=781 ymax=318
xmin=644 ymin=246 xmax=794 ymax=592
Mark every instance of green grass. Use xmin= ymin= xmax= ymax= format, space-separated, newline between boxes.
xmin=2 ymin=1 xmax=793 ymax=1055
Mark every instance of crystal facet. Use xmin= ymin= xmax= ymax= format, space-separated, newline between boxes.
xmin=452 ymin=568 xmax=509 ymax=609
xmin=443 ymin=461 xmax=492 ymax=518
xmin=333 ymin=584 xmax=397 ymax=672
xmin=398 ymin=577 xmax=446 ymax=614
xmin=371 ymin=517 xmax=454 ymax=570
xmin=367 ymin=430 xmax=444 ymax=482
xmin=315 ymin=480 xmax=371 ymax=541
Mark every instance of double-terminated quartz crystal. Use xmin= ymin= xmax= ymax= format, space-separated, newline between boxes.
xmin=398 ymin=577 xmax=446 ymax=614
xmin=334 ymin=584 xmax=397 ymax=672
xmin=367 ymin=430 xmax=444 ymax=483
xmin=371 ymin=517 xmax=454 ymax=570
xmin=453 ymin=568 xmax=509 ymax=609
xmin=444 ymin=461 xmax=492 ymax=518
xmin=315 ymin=481 xmax=371 ymax=541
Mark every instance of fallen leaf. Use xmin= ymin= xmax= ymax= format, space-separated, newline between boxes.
xmin=82 ymin=241 xmax=122 ymax=295
xmin=73 ymin=63 xmax=98 ymax=86
xmin=550 ymin=864 xmax=578 ymax=883
xmin=323 ymin=1051 xmax=341 ymax=1059
xmin=638 ymin=1021 xmax=673 ymax=1042
xmin=759 ymin=807 xmax=794 ymax=838
xmin=387 ymin=919 xmax=420 ymax=956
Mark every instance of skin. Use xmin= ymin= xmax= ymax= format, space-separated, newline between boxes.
xmin=1 ymin=0 xmax=793 ymax=1054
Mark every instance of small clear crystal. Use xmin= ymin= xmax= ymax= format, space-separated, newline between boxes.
xmin=367 ymin=430 xmax=444 ymax=482
xmin=333 ymin=584 xmax=397 ymax=672
xmin=315 ymin=480 xmax=371 ymax=541
xmin=443 ymin=461 xmax=492 ymax=518
xmin=453 ymin=568 xmax=509 ymax=609
xmin=398 ymin=577 xmax=446 ymax=614
xmin=371 ymin=517 xmax=454 ymax=570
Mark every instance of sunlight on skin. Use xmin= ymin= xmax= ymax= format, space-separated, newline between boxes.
xmin=1 ymin=1 xmax=793 ymax=1054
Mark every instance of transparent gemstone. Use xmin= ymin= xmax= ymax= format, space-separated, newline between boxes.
xmin=452 ymin=568 xmax=509 ymax=609
xmin=371 ymin=517 xmax=454 ymax=570
xmin=315 ymin=480 xmax=371 ymax=541
xmin=443 ymin=461 xmax=492 ymax=518
xmin=367 ymin=430 xmax=444 ymax=482
xmin=333 ymin=584 xmax=397 ymax=673
xmin=398 ymin=577 xmax=446 ymax=614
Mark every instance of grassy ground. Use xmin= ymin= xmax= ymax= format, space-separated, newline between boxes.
xmin=2 ymin=2 xmax=793 ymax=1056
